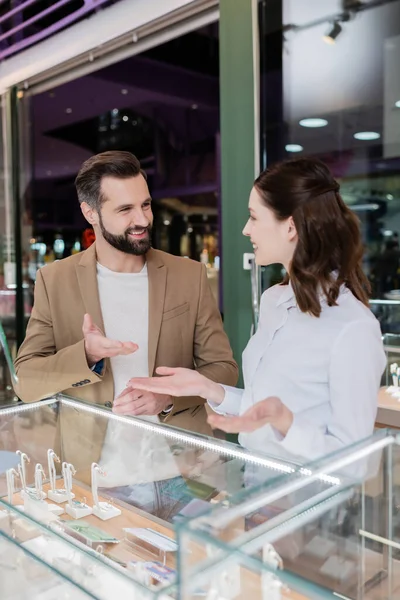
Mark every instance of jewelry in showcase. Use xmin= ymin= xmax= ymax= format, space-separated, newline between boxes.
xmin=47 ymin=449 xmax=72 ymax=503
xmin=24 ymin=463 xmax=65 ymax=518
xmin=6 ymin=467 xmax=23 ymax=509
xmin=16 ymin=451 xmax=30 ymax=497
xmin=63 ymin=462 xmax=93 ymax=519
xmin=33 ymin=464 xmax=47 ymax=500
xmin=205 ymin=544 xmax=240 ymax=600
xmin=388 ymin=363 xmax=400 ymax=398
xmin=91 ymin=463 xmax=121 ymax=521
xmin=261 ymin=543 xmax=284 ymax=600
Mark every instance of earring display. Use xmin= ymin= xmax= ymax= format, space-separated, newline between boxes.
xmin=261 ymin=543 xmax=284 ymax=600
xmin=204 ymin=543 xmax=241 ymax=600
xmin=16 ymin=451 xmax=30 ymax=498
xmin=33 ymin=464 xmax=47 ymax=500
xmin=47 ymin=449 xmax=72 ymax=504
xmin=387 ymin=363 xmax=400 ymax=399
xmin=63 ymin=462 xmax=92 ymax=519
xmin=91 ymin=463 xmax=121 ymax=521
xmin=6 ymin=467 xmax=24 ymax=512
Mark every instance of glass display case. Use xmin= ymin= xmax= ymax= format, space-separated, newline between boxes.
xmin=177 ymin=428 xmax=400 ymax=600
xmin=0 ymin=500 xmax=148 ymax=600
xmin=0 ymin=394 xmax=302 ymax=599
xmin=377 ymin=331 xmax=400 ymax=428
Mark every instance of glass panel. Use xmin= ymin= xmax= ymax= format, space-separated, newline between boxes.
xmin=179 ymin=430 xmax=400 ymax=600
xmin=0 ymin=499 xmax=161 ymax=600
xmin=0 ymin=94 xmax=18 ymax=406
xmin=0 ymin=396 xmax=299 ymax=597
xmin=0 ymin=529 xmax=92 ymax=599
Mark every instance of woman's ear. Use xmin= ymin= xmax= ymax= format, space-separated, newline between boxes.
xmin=287 ymin=216 xmax=297 ymax=241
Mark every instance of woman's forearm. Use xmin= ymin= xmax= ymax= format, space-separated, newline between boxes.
xmin=201 ymin=378 xmax=226 ymax=404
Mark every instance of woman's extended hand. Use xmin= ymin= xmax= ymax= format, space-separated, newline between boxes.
xmin=128 ymin=367 xmax=224 ymax=402
xmin=208 ymin=396 xmax=293 ymax=436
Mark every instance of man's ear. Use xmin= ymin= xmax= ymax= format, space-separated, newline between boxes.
xmin=80 ymin=202 xmax=98 ymax=226
xmin=287 ymin=216 xmax=297 ymax=242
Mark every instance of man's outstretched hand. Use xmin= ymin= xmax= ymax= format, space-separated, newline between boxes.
xmin=83 ymin=313 xmax=138 ymax=367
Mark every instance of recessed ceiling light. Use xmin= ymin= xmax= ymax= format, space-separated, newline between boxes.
xmin=299 ymin=118 xmax=328 ymax=128
xmin=66 ymin=108 xmax=72 ymax=114
xmin=191 ymin=104 xmax=198 ymax=110
xmin=395 ymin=100 xmax=400 ymax=108
xmin=285 ymin=144 xmax=303 ymax=153
xmin=354 ymin=131 xmax=380 ymax=141
xmin=121 ymin=89 xmax=128 ymax=95
xmin=122 ymin=115 xmax=128 ymax=122
xmin=387 ymin=194 xmax=394 ymax=200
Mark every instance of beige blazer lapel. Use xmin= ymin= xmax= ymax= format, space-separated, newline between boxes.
xmin=75 ymin=243 xmax=105 ymax=334
xmin=147 ymin=249 xmax=167 ymax=376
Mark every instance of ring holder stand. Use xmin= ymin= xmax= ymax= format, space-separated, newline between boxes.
xmin=91 ymin=463 xmax=121 ymax=521
xmin=47 ymin=449 xmax=72 ymax=504
xmin=6 ymin=467 xmax=24 ymax=512
xmin=63 ymin=462 xmax=92 ymax=519
xmin=16 ymin=451 xmax=30 ymax=499
xmin=261 ymin=543 xmax=284 ymax=600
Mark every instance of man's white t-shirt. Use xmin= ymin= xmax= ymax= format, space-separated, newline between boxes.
xmin=96 ymin=262 xmax=179 ymax=487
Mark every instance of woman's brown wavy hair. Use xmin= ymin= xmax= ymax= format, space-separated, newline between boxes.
xmin=254 ymin=158 xmax=370 ymax=317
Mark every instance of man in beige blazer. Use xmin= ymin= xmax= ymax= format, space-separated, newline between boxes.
xmin=14 ymin=151 xmax=238 ymax=443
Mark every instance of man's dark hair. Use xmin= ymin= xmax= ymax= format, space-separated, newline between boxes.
xmin=75 ymin=151 xmax=147 ymax=211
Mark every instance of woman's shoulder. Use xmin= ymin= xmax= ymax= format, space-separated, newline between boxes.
xmin=260 ymin=283 xmax=290 ymax=306
xmin=325 ymin=286 xmax=382 ymax=335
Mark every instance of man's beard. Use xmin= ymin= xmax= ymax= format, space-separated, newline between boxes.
xmin=98 ymin=212 xmax=152 ymax=256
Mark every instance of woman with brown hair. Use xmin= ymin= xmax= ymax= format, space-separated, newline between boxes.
xmin=124 ymin=158 xmax=386 ymax=460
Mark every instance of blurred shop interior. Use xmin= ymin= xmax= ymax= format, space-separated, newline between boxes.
xmin=2 ymin=0 xmax=400 ymax=402
xmin=258 ymin=0 xmax=400 ymax=334
xmin=26 ymin=28 xmax=221 ymax=283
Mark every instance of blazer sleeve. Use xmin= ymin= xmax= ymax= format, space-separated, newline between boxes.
xmin=14 ymin=269 xmax=102 ymax=403
xmin=166 ymin=264 xmax=239 ymax=416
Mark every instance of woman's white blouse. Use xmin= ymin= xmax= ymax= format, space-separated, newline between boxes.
xmin=210 ymin=283 xmax=386 ymax=460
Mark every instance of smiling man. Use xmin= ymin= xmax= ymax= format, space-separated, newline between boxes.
xmin=14 ymin=151 xmax=238 ymax=438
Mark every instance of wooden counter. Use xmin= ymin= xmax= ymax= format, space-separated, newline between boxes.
xmin=377 ymin=387 xmax=400 ymax=429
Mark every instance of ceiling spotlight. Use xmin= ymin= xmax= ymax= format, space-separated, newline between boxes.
xmin=121 ymin=89 xmax=128 ymax=95
xmin=395 ymin=100 xmax=400 ymax=108
xmin=354 ymin=131 xmax=380 ymax=141
xmin=323 ymin=21 xmax=342 ymax=44
xmin=387 ymin=194 xmax=394 ymax=200
xmin=122 ymin=115 xmax=129 ymax=122
xmin=299 ymin=118 xmax=328 ymax=128
xmin=66 ymin=108 xmax=72 ymax=114
xmin=285 ymin=144 xmax=303 ymax=153
xmin=163 ymin=219 xmax=171 ymax=226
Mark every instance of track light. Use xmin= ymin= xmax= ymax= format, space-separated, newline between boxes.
xmin=323 ymin=21 xmax=342 ymax=44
